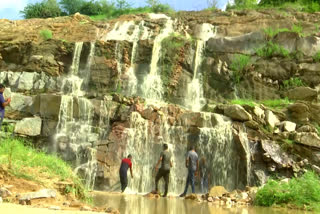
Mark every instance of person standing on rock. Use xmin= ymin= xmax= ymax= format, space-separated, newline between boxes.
xmin=154 ymin=143 xmax=173 ymax=197
xmin=180 ymin=145 xmax=199 ymax=197
xmin=119 ymin=154 xmax=133 ymax=193
xmin=0 ymin=84 xmax=11 ymax=131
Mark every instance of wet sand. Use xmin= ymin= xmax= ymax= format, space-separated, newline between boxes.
xmin=0 ymin=203 xmax=104 ymax=214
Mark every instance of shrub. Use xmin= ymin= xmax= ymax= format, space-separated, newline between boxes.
xmin=20 ymin=0 xmax=61 ymax=19
xmin=256 ymin=41 xmax=290 ymax=58
xmin=79 ymin=0 xmax=103 ymax=15
xmin=261 ymin=98 xmax=292 ymax=109
xmin=313 ymin=51 xmax=320 ymax=62
xmin=39 ymin=29 xmax=53 ymax=40
xmin=282 ymin=77 xmax=305 ymax=89
xmin=264 ymin=27 xmax=289 ymax=38
xmin=59 ymin=0 xmax=85 ymax=15
xmin=230 ymin=54 xmax=251 ymax=84
xmin=255 ymin=171 xmax=320 ymax=211
xmin=146 ymin=0 xmax=173 ymax=13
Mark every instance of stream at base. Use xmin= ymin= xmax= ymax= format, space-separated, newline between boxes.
xmin=93 ymin=192 xmax=313 ymax=214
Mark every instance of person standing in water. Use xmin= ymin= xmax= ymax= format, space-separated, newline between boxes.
xmin=119 ymin=154 xmax=133 ymax=193
xmin=155 ymin=144 xmax=173 ymax=197
xmin=180 ymin=145 xmax=199 ymax=197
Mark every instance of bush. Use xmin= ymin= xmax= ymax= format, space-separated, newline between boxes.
xmin=59 ymin=0 xmax=85 ymax=15
xmin=21 ymin=0 xmax=61 ymax=19
xmin=313 ymin=51 xmax=320 ymax=62
xmin=255 ymin=171 xmax=320 ymax=211
xmin=79 ymin=0 xmax=103 ymax=15
xmin=256 ymin=41 xmax=290 ymax=58
xmin=282 ymin=77 xmax=305 ymax=89
xmin=39 ymin=29 xmax=53 ymax=40
xmin=229 ymin=54 xmax=251 ymax=84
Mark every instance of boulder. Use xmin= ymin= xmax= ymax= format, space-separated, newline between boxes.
xmin=7 ymin=92 xmax=33 ymax=111
xmin=185 ymin=194 xmax=199 ymax=201
xmin=287 ymin=103 xmax=309 ymax=123
xmin=14 ymin=117 xmax=42 ymax=136
xmin=19 ymin=189 xmax=56 ymax=201
xmin=261 ymin=140 xmax=294 ymax=167
xmin=0 ymin=187 xmax=12 ymax=198
xmin=7 ymin=71 xmax=21 ymax=87
xmin=265 ymin=110 xmax=280 ymax=128
xmin=223 ymin=105 xmax=252 ymax=122
xmin=17 ymin=72 xmax=38 ymax=91
xmin=294 ymin=132 xmax=320 ymax=149
xmin=105 ymin=207 xmax=120 ymax=214
xmin=39 ymin=94 xmax=61 ymax=119
xmin=297 ymin=36 xmax=320 ymax=57
xmin=253 ymin=106 xmax=265 ymax=120
xmin=280 ymin=121 xmax=296 ymax=132
xmin=285 ymin=87 xmax=318 ymax=101
xmin=207 ymin=31 xmax=265 ymax=55
xmin=296 ymin=125 xmax=317 ymax=133
xmin=209 ymin=186 xmax=228 ymax=197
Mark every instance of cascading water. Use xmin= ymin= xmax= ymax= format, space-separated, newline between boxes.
xmin=141 ymin=17 xmax=174 ymax=101
xmin=184 ymin=24 xmax=217 ymax=112
xmin=54 ymin=42 xmax=98 ymax=189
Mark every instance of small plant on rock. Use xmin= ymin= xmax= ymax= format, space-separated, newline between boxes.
xmin=313 ymin=51 xmax=320 ymax=62
xmin=39 ymin=29 xmax=53 ymax=40
xmin=229 ymin=54 xmax=251 ymax=84
xmin=256 ymin=41 xmax=290 ymax=58
xmin=282 ymin=77 xmax=305 ymax=89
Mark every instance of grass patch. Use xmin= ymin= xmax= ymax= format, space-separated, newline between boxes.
xmin=282 ymin=77 xmax=305 ymax=89
xmin=230 ymin=99 xmax=256 ymax=107
xmin=256 ymin=41 xmax=290 ymax=58
xmin=0 ymin=136 xmax=90 ymax=201
xmin=264 ymin=27 xmax=290 ymax=38
xmin=255 ymin=171 xmax=320 ymax=211
xmin=313 ymin=51 xmax=320 ymax=62
xmin=261 ymin=98 xmax=292 ymax=109
xmin=39 ymin=29 xmax=53 ymax=40
xmin=315 ymin=124 xmax=320 ymax=137
xmin=230 ymin=54 xmax=251 ymax=85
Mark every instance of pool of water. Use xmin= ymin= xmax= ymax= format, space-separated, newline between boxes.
xmin=93 ymin=192 xmax=314 ymax=214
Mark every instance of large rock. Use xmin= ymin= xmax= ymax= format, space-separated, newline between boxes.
xmin=265 ymin=110 xmax=280 ymax=128
xmin=207 ymin=31 xmax=265 ymax=55
xmin=285 ymin=87 xmax=318 ymax=101
xmin=14 ymin=117 xmax=42 ymax=136
xmin=209 ymin=186 xmax=228 ymax=197
xmin=287 ymin=103 xmax=309 ymax=123
xmin=297 ymin=36 xmax=320 ymax=57
xmin=39 ymin=94 xmax=61 ymax=119
xmin=294 ymin=132 xmax=320 ymax=149
xmin=19 ymin=189 xmax=56 ymax=201
xmin=261 ymin=140 xmax=294 ymax=167
xmin=8 ymin=92 xmax=33 ymax=111
xmin=17 ymin=72 xmax=38 ymax=91
xmin=280 ymin=121 xmax=296 ymax=132
xmin=223 ymin=105 xmax=252 ymax=122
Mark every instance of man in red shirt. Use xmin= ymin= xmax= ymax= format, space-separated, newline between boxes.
xmin=119 ymin=154 xmax=133 ymax=193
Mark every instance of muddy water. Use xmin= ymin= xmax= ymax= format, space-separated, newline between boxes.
xmin=93 ymin=192 xmax=313 ymax=214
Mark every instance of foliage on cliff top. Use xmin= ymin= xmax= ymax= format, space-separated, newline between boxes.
xmin=255 ymin=171 xmax=320 ymax=211
xmin=21 ymin=0 xmax=173 ymax=20
xmin=227 ymin=0 xmax=320 ymax=13
xmin=0 ymin=136 xmax=90 ymax=201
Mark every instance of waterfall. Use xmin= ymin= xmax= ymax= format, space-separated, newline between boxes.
xmin=54 ymin=42 xmax=98 ymax=189
xmin=141 ymin=18 xmax=174 ymax=101
xmin=184 ymin=24 xmax=217 ymax=112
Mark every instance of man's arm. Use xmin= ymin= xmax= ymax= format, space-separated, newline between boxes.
xmin=1 ymin=97 xmax=10 ymax=107
xmin=155 ymin=156 xmax=162 ymax=171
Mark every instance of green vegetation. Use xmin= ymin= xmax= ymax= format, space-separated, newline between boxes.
xmin=313 ymin=51 xmax=320 ymax=62
xmin=282 ymin=77 xmax=305 ymax=89
xmin=39 ymin=29 xmax=53 ymax=40
xmin=256 ymin=41 xmax=290 ymax=58
xmin=231 ymin=99 xmax=256 ymax=107
xmin=21 ymin=0 xmax=173 ymax=20
xmin=0 ymin=136 xmax=90 ymax=201
xmin=315 ymin=124 xmax=320 ymax=137
xmin=227 ymin=0 xmax=320 ymax=13
xmin=160 ymin=33 xmax=192 ymax=87
xmin=264 ymin=24 xmax=304 ymax=39
xmin=281 ymin=139 xmax=295 ymax=151
xmin=230 ymin=54 xmax=251 ymax=84
xmin=255 ymin=171 xmax=320 ymax=211
xmin=261 ymin=98 xmax=292 ymax=109
xmin=21 ymin=0 xmax=61 ymax=19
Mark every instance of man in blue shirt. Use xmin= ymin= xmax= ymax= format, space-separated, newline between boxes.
xmin=180 ymin=145 xmax=199 ymax=197
xmin=0 ymin=84 xmax=11 ymax=130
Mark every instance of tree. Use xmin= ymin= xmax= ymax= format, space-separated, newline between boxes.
xmin=115 ymin=0 xmax=131 ymax=10
xmin=21 ymin=0 xmax=61 ymax=19
xmin=207 ymin=0 xmax=218 ymax=9
xmin=59 ymin=0 xmax=85 ymax=15
xmin=146 ymin=0 xmax=173 ymax=13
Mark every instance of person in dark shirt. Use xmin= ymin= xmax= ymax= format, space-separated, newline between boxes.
xmin=155 ymin=144 xmax=173 ymax=197
xmin=0 ymin=84 xmax=11 ymax=130
xmin=119 ymin=154 xmax=133 ymax=193
xmin=180 ymin=145 xmax=199 ymax=197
